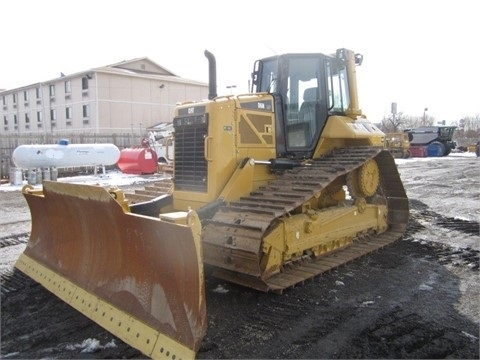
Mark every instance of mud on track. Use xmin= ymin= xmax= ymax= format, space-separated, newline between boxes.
xmin=1 ymin=196 xmax=479 ymax=359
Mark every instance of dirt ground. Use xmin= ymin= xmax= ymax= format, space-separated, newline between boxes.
xmin=1 ymin=153 xmax=479 ymax=359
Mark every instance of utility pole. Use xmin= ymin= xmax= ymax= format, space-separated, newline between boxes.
xmin=391 ymin=102 xmax=397 ymax=130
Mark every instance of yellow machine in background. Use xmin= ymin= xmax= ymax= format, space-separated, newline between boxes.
xmin=16 ymin=49 xmax=409 ymax=358
xmin=385 ymin=131 xmax=411 ymax=158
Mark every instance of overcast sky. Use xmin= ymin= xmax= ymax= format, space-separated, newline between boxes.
xmin=2 ymin=0 xmax=478 ymax=123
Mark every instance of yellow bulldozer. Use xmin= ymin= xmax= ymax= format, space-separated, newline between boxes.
xmin=15 ymin=49 xmax=409 ymax=359
xmin=385 ymin=131 xmax=411 ymax=158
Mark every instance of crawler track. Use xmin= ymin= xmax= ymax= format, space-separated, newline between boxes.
xmin=0 ymin=233 xmax=29 ymax=248
xmin=0 ymin=233 xmax=30 ymax=295
xmin=202 ymin=147 xmax=409 ymax=292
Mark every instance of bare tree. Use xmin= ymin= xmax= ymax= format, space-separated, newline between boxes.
xmin=380 ymin=113 xmax=434 ymax=132
xmin=453 ymin=114 xmax=480 ymax=132
xmin=380 ymin=112 xmax=404 ymax=132
xmin=452 ymin=114 xmax=480 ymax=147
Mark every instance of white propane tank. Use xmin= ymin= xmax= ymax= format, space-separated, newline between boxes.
xmin=12 ymin=141 xmax=120 ymax=169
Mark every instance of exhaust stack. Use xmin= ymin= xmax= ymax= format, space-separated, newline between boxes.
xmin=204 ymin=50 xmax=217 ymax=99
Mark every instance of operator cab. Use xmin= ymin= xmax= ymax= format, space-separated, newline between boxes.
xmin=251 ymin=50 xmax=353 ymax=158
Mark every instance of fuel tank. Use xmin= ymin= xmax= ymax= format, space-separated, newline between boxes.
xmin=117 ymin=147 xmax=158 ymax=174
xmin=12 ymin=141 xmax=120 ymax=169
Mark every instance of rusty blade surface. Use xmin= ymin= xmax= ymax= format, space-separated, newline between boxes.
xmin=17 ymin=181 xmax=206 ymax=357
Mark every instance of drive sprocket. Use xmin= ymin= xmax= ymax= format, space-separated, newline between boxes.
xmin=347 ymin=158 xmax=380 ymax=198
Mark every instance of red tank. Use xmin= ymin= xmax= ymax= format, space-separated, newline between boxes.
xmin=117 ymin=147 xmax=158 ymax=174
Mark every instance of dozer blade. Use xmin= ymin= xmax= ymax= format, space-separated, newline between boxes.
xmin=15 ymin=181 xmax=206 ymax=359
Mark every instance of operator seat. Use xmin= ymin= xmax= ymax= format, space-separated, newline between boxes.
xmin=298 ymin=87 xmax=318 ymax=140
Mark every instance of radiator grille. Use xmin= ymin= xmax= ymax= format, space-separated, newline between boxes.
xmin=173 ymin=115 xmax=208 ymax=192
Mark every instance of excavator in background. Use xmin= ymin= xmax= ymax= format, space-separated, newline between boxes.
xmin=15 ymin=49 xmax=409 ymax=359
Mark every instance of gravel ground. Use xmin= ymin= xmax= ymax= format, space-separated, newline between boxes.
xmin=1 ymin=153 xmax=479 ymax=359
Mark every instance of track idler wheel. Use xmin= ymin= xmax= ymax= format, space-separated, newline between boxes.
xmin=354 ymin=197 xmax=367 ymax=213
xmin=347 ymin=159 xmax=380 ymax=198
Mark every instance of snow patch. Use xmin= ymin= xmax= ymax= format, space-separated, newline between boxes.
xmin=2 ymin=352 xmax=20 ymax=358
xmin=213 ymin=284 xmax=229 ymax=294
xmin=0 ymin=169 xmax=168 ymax=192
xmin=462 ymin=331 xmax=479 ymax=341
xmin=360 ymin=300 xmax=375 ymax=307
xmin=419 ymin=284 xmax=433 ymax=291
xmin=65 ymin=338 xmax=117 ymax=353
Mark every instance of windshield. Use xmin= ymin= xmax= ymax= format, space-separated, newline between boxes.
xmin=326 ymin=58 xmax=350 ymax=113
xmin=257 ymin=59 xmax=278 ymax=93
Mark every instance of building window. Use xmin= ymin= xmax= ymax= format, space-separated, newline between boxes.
xmin=65 ymin=80 xmax=71 ymax=93
xmin=82 ymin=104 xmax=90 ymax=118
xmin=14 ymin=114 xmax=17 ymax=124
xmin=3 ymin=115 xmax=7 ymax=125
xmin=82 ymin=76 xmax=88 ymax=90
xmin=66 ymin=107 xmax=72 ymax=120
xmin=24 ymin=90 xmax=29 ymax=102
xmin=49 ymin=84 xmax=55 ymax=97
xmin=35 ymin=87 xmax=42 ymax=104
xmin=82 ymin=77 xmax=89 ymax=90
xmin=2 ymin=96 xmax=6 ymax=107
xmin=37 ymin=111 xmax=43 ymax=123
xmin=13 ymin=93 xmax=17 ymax=104
xmin=25 ymin=113 xmax=30 ymax=130
xmin=51 ymin=109 xmax=57 ymax=127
